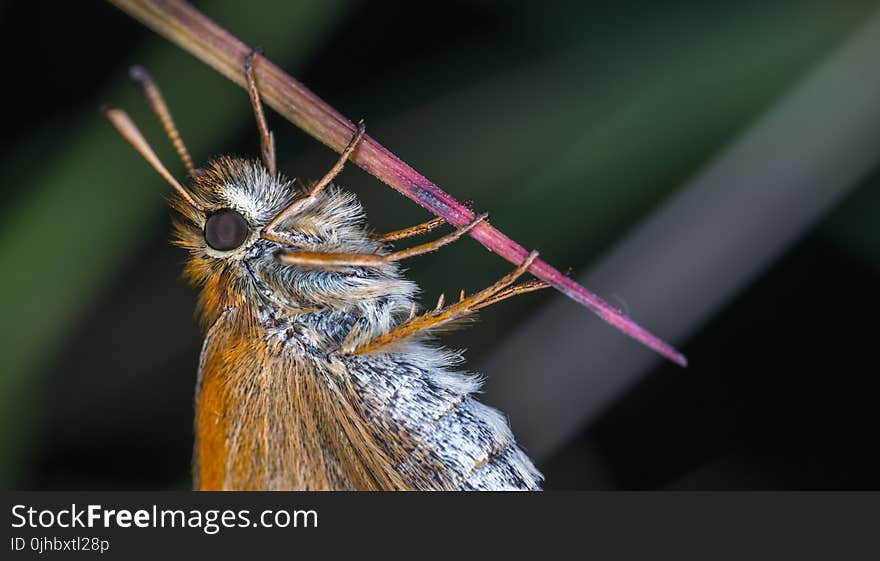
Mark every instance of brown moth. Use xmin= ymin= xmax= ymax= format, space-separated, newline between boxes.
xmin=105 ymin=53 xmax=547 ymax=490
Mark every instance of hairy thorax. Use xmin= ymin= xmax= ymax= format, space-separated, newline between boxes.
xmin=180 ymin=161 xmax=540 ymax=491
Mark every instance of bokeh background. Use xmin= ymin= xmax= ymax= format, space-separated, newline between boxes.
xmin=1 ymin=0 xmax=878 ymax=490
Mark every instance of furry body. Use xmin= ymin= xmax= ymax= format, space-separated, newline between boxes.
xmin=175 ymin=157 xmax=542 ymax=490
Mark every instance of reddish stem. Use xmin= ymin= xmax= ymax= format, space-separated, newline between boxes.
xmin=109 ymin=0 xmax=687 ymax=367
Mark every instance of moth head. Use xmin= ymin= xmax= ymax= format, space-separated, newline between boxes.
xmin=103 ymin=69 xmax=400 ymax=330
xmin=103 ymin=107 xmax=355 ymax=265
xmin=170 ymin=156 xmax=298 ymax=261
xmin=103 ymin=69 xmax=361 ymax=267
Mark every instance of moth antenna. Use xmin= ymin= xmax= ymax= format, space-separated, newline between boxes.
xmin=435 ymin=293 xmax=446 ymax=311
xmin=263 ymin=120 xmax=366 ymax=237
xmin=104 ymin=107 xmax=203 ymax=212
xmin=128 ymin=66 xmax=197 ymax=178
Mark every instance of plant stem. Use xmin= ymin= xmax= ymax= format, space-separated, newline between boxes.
xmin=107 ymin=0 xmax=686 ymax=366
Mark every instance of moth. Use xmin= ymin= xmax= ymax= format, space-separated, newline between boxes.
xmin=105 ymin=54 xmax=548 ymax=490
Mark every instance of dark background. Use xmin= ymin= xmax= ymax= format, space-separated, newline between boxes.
xmin=0 ymin=0 xmax=877 ymax=490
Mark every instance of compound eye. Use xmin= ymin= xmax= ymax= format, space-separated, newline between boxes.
xmin=204 ymin=209 xmax=249 ymax=251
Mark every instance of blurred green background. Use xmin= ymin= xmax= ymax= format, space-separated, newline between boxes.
xmin=0 ymin=0 xmax=878 ymax=489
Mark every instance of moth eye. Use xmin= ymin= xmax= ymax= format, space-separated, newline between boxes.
xmin=204 ymin=209 xmax=249 ymax=251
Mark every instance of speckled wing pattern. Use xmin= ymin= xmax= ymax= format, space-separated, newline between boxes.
xmin=193 ymin=308 xmax=543 ymax=491
xmin=340 ymin=350 xmax=543 ymax=490
xmin=194 ymin=318 xmax=543 ymax=491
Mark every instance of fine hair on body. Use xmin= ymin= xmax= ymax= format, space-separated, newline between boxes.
xmin=105 ymin=55 xmax=545 ymax=490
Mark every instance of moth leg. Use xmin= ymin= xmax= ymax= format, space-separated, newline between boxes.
xmin=370 ymin=201 xmax=475 ymax=242
xmin=262 ymin=121 xmax=367 ymax=241
xmin=369 ymin=216 xmax=447 ymax=243
xmin=305 ymin=120 xmax=367 ymax=200
xmin=245 ymin=50 xmax=277 ymax=177
xmin=275 ymin=213 xmax=488 ymax=267
xmin=344 ymin=251 xmax=547 ymax=355
xmin=470 ymin=279 xmax=549 ymax=311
